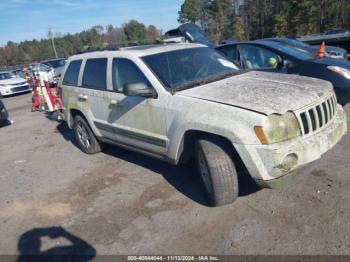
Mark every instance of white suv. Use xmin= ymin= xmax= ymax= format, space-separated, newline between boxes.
xmin=60 ymin=43 xmax=347 ymax=206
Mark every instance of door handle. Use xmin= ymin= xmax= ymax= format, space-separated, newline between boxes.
xmin=78 ymin=95 xmax=88 ymax=101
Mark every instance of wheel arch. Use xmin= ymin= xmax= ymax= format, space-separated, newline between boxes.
xmin=176 ymin=129 xmax=244 ymax=167
xmin=68 ymin=109 xmax=102 ymax=137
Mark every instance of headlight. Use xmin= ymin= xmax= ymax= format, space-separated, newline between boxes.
xmin=0 ymin=84 xmax=7 ymax=87
xmin=328 ymin=66 xmax=350 ymax=79
xmin=254 ymin=112 xmax=301 ymax=144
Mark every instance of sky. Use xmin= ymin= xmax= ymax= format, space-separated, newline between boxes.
xmin=0 ymin=0 xmax=183 ymax=46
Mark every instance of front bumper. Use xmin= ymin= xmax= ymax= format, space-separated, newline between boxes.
xmin=0 ymin=84 xmax=31 ymax=96
xmin=235 ymin=105 xmax=347 ymax=188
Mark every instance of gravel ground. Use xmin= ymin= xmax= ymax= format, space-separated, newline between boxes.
xmin=0 ymin=92 xmax=350 ymax=256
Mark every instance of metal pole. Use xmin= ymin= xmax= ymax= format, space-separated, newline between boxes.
xmin=49 ymin=27 xmax=58 ymax=59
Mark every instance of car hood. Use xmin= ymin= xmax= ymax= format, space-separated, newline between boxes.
xmin=0 ymin=77 xmax=27 ymax=85
xmin=177 ymin=71 xmax=334 ymax=115
xmin=311 ymin=57 xmax=350 ymax=69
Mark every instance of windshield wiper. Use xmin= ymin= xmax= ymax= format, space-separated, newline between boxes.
xmin=175 ymin=71 xmax=239 ymax=92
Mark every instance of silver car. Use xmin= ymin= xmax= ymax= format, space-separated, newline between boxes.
xmin=0 ymin=72 xmax=31 ymax=96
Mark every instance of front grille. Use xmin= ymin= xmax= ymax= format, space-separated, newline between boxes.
xmin=298 ymin=94 xmax=337 ymax=136
xmin=10 ymin=82 xmax=27 ymax=86
xmin=11 ymin=85 xmax=30 ymax=92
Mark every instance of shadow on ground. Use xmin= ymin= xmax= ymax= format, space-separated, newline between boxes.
xmin=17 ymin=227 xmax=96 ymax=262
xmin=56 ymin=122 xmax=261 ymax=207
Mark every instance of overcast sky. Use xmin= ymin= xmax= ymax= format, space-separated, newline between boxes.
xmin=0 ymin=0 xmax=183 ymax=46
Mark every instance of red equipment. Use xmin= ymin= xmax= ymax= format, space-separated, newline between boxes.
xmin=44 ymin=81 xmax=64 ymax=120
xmin=31 ymin=79 xmax=44 ymax=112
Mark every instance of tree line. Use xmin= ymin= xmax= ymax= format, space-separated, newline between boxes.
xmin=1 ymin=1 xmax=349 ymax=67
xmin=178 ymin=0 xmax=350 ymax=42
xmin=0 ymin=20 xmax=160 ymax=68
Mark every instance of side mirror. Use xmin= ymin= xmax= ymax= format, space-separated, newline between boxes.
xmin=123 ymin=82 xmax=157 ymax=98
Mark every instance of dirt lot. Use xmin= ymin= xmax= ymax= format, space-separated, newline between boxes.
xmin=0 ymin=92 xmax=350 ymax=256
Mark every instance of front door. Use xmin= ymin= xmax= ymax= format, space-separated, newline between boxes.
xmin=107 ymin=58 xmax=168 ymax=156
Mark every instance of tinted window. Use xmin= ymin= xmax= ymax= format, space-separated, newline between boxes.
xmin=143 ymin=47 xmax=239 ymax=91
xmin=112 ymin=58 xmax=150 ymax=92
xmin=238 ymin=45 xmax=281 ymax=69
xmin=63 ymin=60 xmax=82 ymax=86
xmin=82 ymin=58 xmax=107 ymax=90
xmin=217 ymin=46 xmax=238 ymax=61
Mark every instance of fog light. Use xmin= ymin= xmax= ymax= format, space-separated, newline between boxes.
xmin=279 ymin=154 xmax=298 ymax=171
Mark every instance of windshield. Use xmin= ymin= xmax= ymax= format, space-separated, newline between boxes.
xmin=44 ymin=59 xmax=66 ymax=68
xmin=269 ymin=42 xmax=314 ymax=60
xmin=0 ymin=73 xmax=13 ymax=80
xmin=142 ymin=47 xmax=240 ymax=92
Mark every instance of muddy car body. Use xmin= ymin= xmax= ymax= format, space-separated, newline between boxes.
xmin=60 ymin=43 xmax=347 ymax=206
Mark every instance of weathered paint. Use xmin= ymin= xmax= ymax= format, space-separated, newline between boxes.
xmin=178 ymin=71 xmax=334 ymax=115
xmin=60 ymin=44 xmax=348 ymax=187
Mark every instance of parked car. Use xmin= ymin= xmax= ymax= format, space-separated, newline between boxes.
xmin=60 ymin=43 xmax=347 ymax=206
xmin=0 ymin=99 xmax=9 ymax=127
xmin=42 ymin=58 xmax=66 ymax=78
xmin=30 ymin=63 xmax=55 ymax=83
xmin=263 ymin=37 xmax=348 ymax=60
xmin=215 ymin=40 xmax=350 ymax=105
xmin=165 ymin=24 xmax=350 ymax=105
xmin=11 ymin=69 xmax=25 ymax=79
xmin=324 ymin=28 xmax=350 ymax=35
xmin=0 ymin=71 xmax=31 ymax=96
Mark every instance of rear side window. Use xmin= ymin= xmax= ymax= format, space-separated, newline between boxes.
xmin=82 ymin=58 xmax=107 ymax=90
xmin=112 ymin=58 xmax=150 ymax=92
xmin=62 ymin=60 xmax=82 ymax=86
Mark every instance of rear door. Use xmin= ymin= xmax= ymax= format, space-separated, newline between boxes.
xmin=80 ymin=57 xmax=115 ymax=139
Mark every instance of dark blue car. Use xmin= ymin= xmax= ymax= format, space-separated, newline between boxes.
xmin=168 ymin=24 xmax=350 ymax=105
xmin=216 ymin=40 xmax=350 ymax=105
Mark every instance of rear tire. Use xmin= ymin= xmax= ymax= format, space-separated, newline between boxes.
xmin=73 ymin=115 xmax=103 ymax=154
xmin=195 ymin=137 xmax=239 ymax=206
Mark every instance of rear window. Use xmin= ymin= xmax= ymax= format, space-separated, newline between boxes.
xmin=62 ymin=60 xmax=82 ymax=86
xmin=82 ymin=58 xmax=107 ymax=90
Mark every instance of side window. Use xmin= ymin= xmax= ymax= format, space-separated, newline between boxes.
xmin=63 ymin=60 xmax=82 ymax=86
xmin=82 ymin=58 xmax=107 ymax=90
xmin=112 ymin=58 xmax=151 ymax=92
xmin=238 ymin=45 xmax=281 ymax=69
xmin=217 ymin=46 xmax=237 ymax=61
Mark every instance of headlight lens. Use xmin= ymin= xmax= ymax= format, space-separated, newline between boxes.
xmin=328 ymin=66 xmax=350 ymax=79
xmin=0 ymin=84 xmax=7 ymax=87
xmin=255 ymin=112 xmax=301 ymax=144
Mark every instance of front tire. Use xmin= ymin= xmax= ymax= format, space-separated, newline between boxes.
xmin=195 ymin=138 xmax=239 ymax=206
xmin=73 ymin=115 xmax=102 ymax=154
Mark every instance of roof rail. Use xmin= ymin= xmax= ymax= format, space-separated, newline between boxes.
xmin=75 ymin=45 xmax=121 ymax=55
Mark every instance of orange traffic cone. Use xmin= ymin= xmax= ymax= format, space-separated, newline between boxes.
xmin=317 ymin=42 xmax=326 ymax=58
